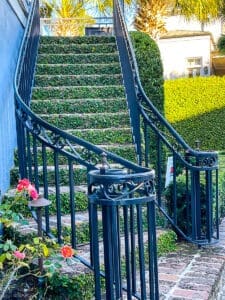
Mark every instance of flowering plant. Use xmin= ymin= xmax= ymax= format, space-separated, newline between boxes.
xmin=0 ymin=179 xmax=76 ymax=298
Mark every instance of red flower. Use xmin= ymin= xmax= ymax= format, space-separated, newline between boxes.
xmin=17 ymin=178 xmax=31 ymax=192
xmin=27 ymin=184 xmax=39 ymax=200
xmin=13 ymin=250 xmax=26 ymax=260
xmin=61 ymin=245 xmax=74 ymax=258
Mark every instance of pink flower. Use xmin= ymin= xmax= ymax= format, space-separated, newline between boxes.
xmin=27 ymin=184 xmax=39 ymax=200
xmin=17 ymin=178 xmax=31 ymax=192
xmin=61 ymin=245 xmax=74 ymax=258
xmin=13 ymin=250 xmax=25 ymax=260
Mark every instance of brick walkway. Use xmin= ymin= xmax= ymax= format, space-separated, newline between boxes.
xmin=17 ymin=216 xmax=225 ymax=299
xmin=159 ymin=219 xmax=225 ymax=300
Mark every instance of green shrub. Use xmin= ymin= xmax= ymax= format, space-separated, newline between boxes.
xmin=217 ymin=35 xmax=225 ymax=54
xmin=157 ymin=230 xmax=177 ymax=257
xmin=47 ymin=272 xmax=95 ymax=299
xmin=164 ymin=175 xmax=206 ymax=235
xmin=165 ymin=76 xmax=225 ymax=150
xmin=130 ymin=31 xmax=164 ymax=114
xmin=130 ymin=31 xmax=165 ymax=167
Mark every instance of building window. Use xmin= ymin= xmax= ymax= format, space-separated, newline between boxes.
xmin=186 ymin=57 xmax=202 ymax=77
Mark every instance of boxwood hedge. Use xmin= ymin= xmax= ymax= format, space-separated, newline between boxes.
xmin=130 ymin=31 xmax=164 ymax=114
xmin=165 ymin=76 xmax=225 ymax=150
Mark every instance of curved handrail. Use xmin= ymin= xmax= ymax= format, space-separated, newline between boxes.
xmin=113 ymin=0 xmax=218 ymax=170
xmin=113 ymin=0 xmax=219 ymax=245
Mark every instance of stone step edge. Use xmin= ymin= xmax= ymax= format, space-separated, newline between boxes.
xmin=31 ymin=97 xmax=125 ymax=102
xmin=36 ymin=62 xmax=120 ymax=67
xmin=33 ymin=84 xmax=124 ymax=90
xmin=38 ymin=112 xmax=129 ymax=117
xmin=39 ymin=42 xmax=117 ymax=47
xmin=38 ymin=52 xmax=118 ymax=57
xmin=34 ymin=74 xmax=122 ymax=79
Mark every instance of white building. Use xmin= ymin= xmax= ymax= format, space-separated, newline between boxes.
xmin=157 ymin=16 xmax=224 ymax=79
xmin=157 ymin=30 xmax=214 ymax=79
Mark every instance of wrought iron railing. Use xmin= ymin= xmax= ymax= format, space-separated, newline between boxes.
xmin=14 ymin=1 xmax=158 ymax=298
xmin=114 ymin=0 xmax=219 ymax=245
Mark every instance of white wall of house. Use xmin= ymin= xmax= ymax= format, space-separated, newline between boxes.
xmin=165 ymin=16 xmax=223 ymax=43
xmin=157 ymin=35 xmax=213 ymax=79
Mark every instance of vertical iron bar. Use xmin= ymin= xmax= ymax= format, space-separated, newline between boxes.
xmin=205 ymin=170 xmax=212 ymax=242
xmin=16 ymin=117 xmax=27 ymax=178
xmin=191 ymin=171 xmax=197 ymax=240
xmin=144 ymin=121 xmax=149 ymax=168
xmin=130 ymin=205 xmax=137 ymax=294
xmin=147 ymin=200 xmax=159 ymax=299
xmin=136 ymin=204 xmax=146 ymax=299
xmin=91 ymin=199 xmax=101 ymax=300
xmin=172 ymin=153 xmax=177 ymax=225
xmin=156 ymin=135 xmax=162 ymax=206
xmin=111 ymin=205 xmax=122 ymax=299
xmin=54 ymin=151 xmax=62 ymax=244
xmin=185 ymin=167 xmax=190 ymax=235
xmin=102 ymin=205 xmax=114 ymax=300
xmin=216 ymin=169 xmax=219 ymax=239
xmin=68 ymin=159 xmax=76 ymax=248
xmin=41 ymin=144 xmax=50 ymax=233
xmin=123 ymin=206 xmax=132 ymax=299
xmin=26 ymin=132 xmax=32 ymax=181
xmin=32 ymin=134 xmax=39 ymax=191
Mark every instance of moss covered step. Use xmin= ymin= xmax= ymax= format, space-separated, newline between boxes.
xmin=10 ymin=166 xmax=88 ymax=187
xmin=37 ymin=53 xmax=119 ymax=65
xmin=35 ymin=63 xmax=121 ymax=76
xmin=31 ymin=98 xmax=126 ymax=114
xmin=66 ymin=128 xmax=133 ymax=145
xmin=13 ymin=144 xmax=136 ymax=167
xmin=34 ymin=74 xmax=122 ymax=88
xmin=38 ymin=112 xmax=130 ymax=129
xmin=38 ymin=43 xmax=117 ymax=55
xmin=32 ymin=85 xmax=125 ymax=100
xmin=40 ymin=36 xmax=115 ymax=45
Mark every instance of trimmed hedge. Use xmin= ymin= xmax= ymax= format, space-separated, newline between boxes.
xmin=165 ymin=76 xmax=225 ymax=150
xmin=40 ymin=36 xmax=115 ymax=45
xmin=130 ymin=31 xmax=164 ymax=114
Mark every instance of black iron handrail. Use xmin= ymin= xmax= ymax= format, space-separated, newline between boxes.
xmin=14 ymin=0 xmax=154 ymax=266
xmin=114 ymin=0 xmax=219 ymax=245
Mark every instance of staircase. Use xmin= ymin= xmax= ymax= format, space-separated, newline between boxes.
xmin=32 ymin=35 xmax=136 ymax=162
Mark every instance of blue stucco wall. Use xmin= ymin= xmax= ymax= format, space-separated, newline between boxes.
xmin=0 ymin=1 xmax=25 ymax=196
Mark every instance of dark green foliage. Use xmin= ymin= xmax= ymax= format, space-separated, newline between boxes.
xmin=32 ymin=86 xmax=125 ymax=100
xmin=157 ymin=230 xmax=177 ymax=257
xmin=31 ymin=98 xmax=126 ymax=114
xmin=35 ymin=63 xmax=121 ymax=76
xmin=40 ymin=36 xmax=115 ymax=45
xmin=165 ymin=77 xmax=225 ymax=151
xmin=130 ymin=31 xmax=164 ymax=114
xmin=37 ymin=53 xmax=119 ymax=65
xmin=130 ymin=31 xmax=165 ymax=169
xmin=164 ymin=175 xmax=206 ymax=235
xmin=173 ymin=108 xmax=225 ymax=150
xmin=3 ymin=191 xmax=88 ymax=217
xmin=39 ymin=43 xmax=117 ymax=55
xmin=47 ymin=272 xmax=95 ymax=299
xmin=217 ymin=35 xmax=225 ymax=54
xmin=34 ymin=74 xmax=122 ymax=87
xmin=39 ymin=112 xmax=130 ymax=130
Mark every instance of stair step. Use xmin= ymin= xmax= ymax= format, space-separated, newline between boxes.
xmin=38 ymin=112 xmax=130 ymax=129
xmin=37 ymin=53 xmax=119 ymax=65
xmin=34 ymin=74 xmax=122 ymax=87
xmin=32 ymin=85 xmax=125 ymax=100
xmin=35 ymin=63 xmax=121 ymax=75
xmin=38 ymin=43 xmax=117 ymax=55
xmin=40 ymin=36 xmax=115 ymax=45
xmin=66 ymin=128 xmax=133 ymax=144
xmin=31 ymin=98 xmax=126 ymax=114
xmin=13 ymin=144 xmax=137 ymax=167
